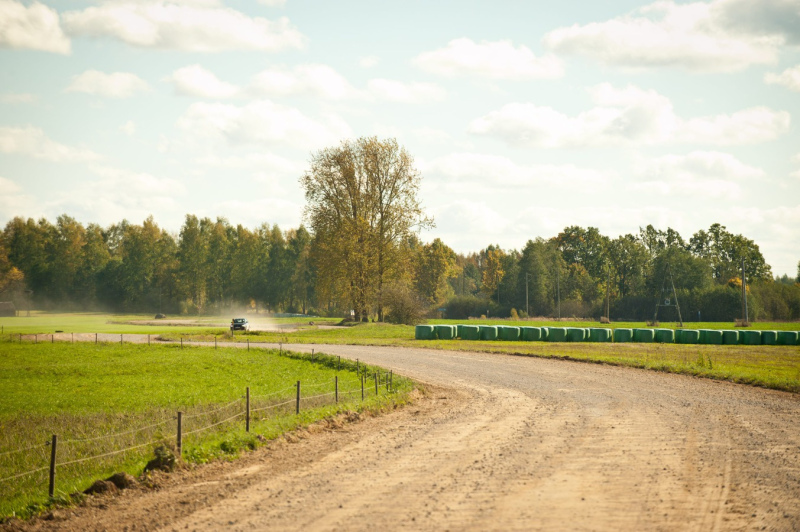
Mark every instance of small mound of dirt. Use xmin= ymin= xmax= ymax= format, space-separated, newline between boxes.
xmin=154 ymin=313 xmax=167 ymax=319
xmin=106 ymin=472 xmax=137 ymax=490
xmin=84 ymin=480 xmax=118 ymax=496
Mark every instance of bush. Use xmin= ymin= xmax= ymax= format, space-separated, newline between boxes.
xmin=382 ymin=283 xmax=427 ymax=325
xmin=443 ymin=295 xmax=495 ymax=319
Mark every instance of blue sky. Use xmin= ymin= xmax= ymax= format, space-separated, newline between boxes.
xmin=1 ymin=0 xmax=799 ymax=275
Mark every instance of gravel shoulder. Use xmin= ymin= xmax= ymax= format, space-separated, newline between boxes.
xmin=6 ymin=342 xmax=800 ymax=531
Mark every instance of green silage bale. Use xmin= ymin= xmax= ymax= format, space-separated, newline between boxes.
xmin=566 ymin=327 xmax=585 ymax=342
xmin=460 ymin=325 xmax=481 ymax=340
xmin=435 ymin=325 xmax=455 ymax=340
xmin=589 ymin=328 xmax=612 ymax=342
xmin=674 ymin=329 xmax=683 ymax=343
xmin=520 ymin=327 xmax=541 ymax=341
xmin=680 ymin=329 xmax=700 ymax=344
xmin=540 ymin=327 xmax=549 ymax=341
xmin=479 ymin=326 xmax=498 ymax=341
xmin=722 ymin=330 xmax=739 ymax=345
xmin=761 ymin=331 xmax=778 ymax=345
xmin=777 ymin=331 xmax=798 ymax=345
xmin=548 ymin=327 xmax=567 ymax=342
xmin=415 ymin=325 xmax=435 ymax=340
xmin=499 ymin=326 xmax=521 ymax=341
xmin=698 ymin=329 xmax=711 ymax=344
xmin=456 ymin=325 xmax=466 ymax=339
xmin=613 ymin=328 xmax=633 ymax=343
xmin=654 ymin=329 xmax=674 ymax=343
xmin=741 ymin=330 xmax=761 ymax=345
xmin=633 ymin=328 xmax=655 ymax=343
xmin=705 ymin=330 xmax=723 ymax=345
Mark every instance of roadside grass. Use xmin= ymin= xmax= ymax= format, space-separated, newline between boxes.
xmin=0 ymin=342 xmax=412 ymax=520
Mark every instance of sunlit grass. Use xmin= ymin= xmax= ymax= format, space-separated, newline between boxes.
xmin=0 ymin=341 xmax=412 ymax=519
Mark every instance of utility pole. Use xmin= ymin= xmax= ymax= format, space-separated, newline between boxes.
xmin=605 ymin=265 xmax=611 ymax=322
xmin=525 ymin=273 xmax=530 ymax=318
xmin=556 ymin=266 xmax=561 ymax=320
xmin=741 ymin=258 xmax=749 ymax=324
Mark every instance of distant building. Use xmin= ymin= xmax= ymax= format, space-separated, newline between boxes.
xmin=0 ymin=302 xmax=17 ymax=317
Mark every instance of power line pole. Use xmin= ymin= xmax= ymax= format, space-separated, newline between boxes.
xmin=741 ymin=258 xmax=749 ymax=324
xmin=525 ymin=273 xmax=530 ymax=318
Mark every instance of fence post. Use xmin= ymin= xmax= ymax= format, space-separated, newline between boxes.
xmin=386 ymin=372 xmax=390 ymax=392
xmin=20 ymin=333 xmax=22 ymax=343
xmin=374 ymin=373 xmax=378 ymax=396
xmin=247 ymin=338 xmax=250 ymax=351
xmin=180 ymin=337 xmax=183 ymax=348
xmin=95 ymin=333 xmax=97 ymax=344
xmin=337 ymin=356 xmax=340 ymax=372
xmin=177 ymin=412 xmax=183 ymax=460
xmin=390 ymin=370 xmax=393 ymax=391
xmin=51 ymin=334 xmax=53 ymax=344
xmin=361 ymin=374 xmax=364 ymax=400
xmin=279 ymin=343 xmax=282 ymax=355
xmin=215 ymin=336 xmax=217 ymax=349
xmin=296 ymin=381 xmax=300 ymax=415
xmin=335 ymin=376 xmax=338 ymax=403
xmin=148 ymin=334 xmax=150 ymax=346
xmin=35 ymin=334 xmax=37 ymax=344
xmin=120 ymin=334 xmax=123 ymax=345
xmin=311 ymin=348 xmax=314 ymax=360
xmin=246 ymin=387 xmax=250 ymax=433
xmin=48 ymin=434 xmax=57 ymax=498
xmin=71 ymin=333 xmax=74 ymax=344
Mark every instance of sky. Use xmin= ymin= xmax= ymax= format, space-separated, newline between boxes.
xmin=0 ymin=0 xmax=799 ymax=276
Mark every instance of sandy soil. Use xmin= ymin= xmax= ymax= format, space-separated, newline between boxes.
xmin=5 ymin=343 xmax=800 ymax=531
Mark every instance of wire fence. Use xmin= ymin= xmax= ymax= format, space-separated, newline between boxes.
xmin=0 ymin=336 xmax=398 ymax=515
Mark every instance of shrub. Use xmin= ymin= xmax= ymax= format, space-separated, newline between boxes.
xmin=382 ymin=283 xmax=427 ymax=325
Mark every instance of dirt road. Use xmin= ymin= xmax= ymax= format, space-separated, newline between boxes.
xmin=11 ymin=342 xmax=800 ymax=531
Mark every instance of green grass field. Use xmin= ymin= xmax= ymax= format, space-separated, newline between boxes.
xmin=0 ymin=340 xmax=412 ymax=519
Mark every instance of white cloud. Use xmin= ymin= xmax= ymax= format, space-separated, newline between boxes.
xmin=0 ymin=126 xmax=100 ymax=162
xmin=414 ymin=38 xmax=564 ymax=79
xmin=0 ymin=176 xmax=35 ymax=217
xmin=119 ymin=120 xmax=136 ymax=136
xmin=468 ymin=83 xmax=789 ymax=148
xmin=214 ymin=197 xmax=302 ymax=228
xmin=168 ymin=64 xmax=240 ymax=98
xmin=197 ymin=152 xmax=302 ymax=177
xmin=0 ymin=92 xmax=35 ymax=104
xmin=0 ymin=0 xmax=70 ymax=54
xmin=89 ymin=165 xmax=186 ymax=196
xmin=412 ymin=127 xmax=451 ymax=143
xmin=66 ymin=70 xmax=150 ymax=98
xmin=765 ymin=65 xmax=800 ymax=92
xmin=422 ymin=152 xmax=611 ymax=190
xmin=543 ymin=0 xmax=781 ymax=72
xmin=359 ymin=55 xmax=379 ymax=68
xmin=633 ymin=151 xmax=765 ymax=199
xmin=175 ymin=99 xmax=352 ymax=150
xmin=366 ymin=79 xmax=446 ymax=103
xmin=712 ymin=0 xmax=800 ymax=45
xmin=61 ymin=1 xmax=304 ymax=52
xmin=248 ymin=64 xmax=357 ymax=100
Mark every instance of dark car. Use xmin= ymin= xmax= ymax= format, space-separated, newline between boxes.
xmin=230 ymin=318 xmax=249 ymax=331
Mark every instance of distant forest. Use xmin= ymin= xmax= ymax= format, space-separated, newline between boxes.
xmin=1 ymin=214 xmax=799 ymax=322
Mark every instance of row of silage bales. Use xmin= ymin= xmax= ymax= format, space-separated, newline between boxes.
xmin=722 ymin=330 xmax=739 ymax=345
xmin=460 ymin=324 xmax=481 ymax=340
xmin=547 ymin=327 xmax=568 ymax=342
xmin=633 ymin=328 xmax=655 ymax=343
xmin=436 ymin=324 xmax=456 ymax=339
xmin=566 ymin=327 xmax=587 ymax=342
xmin=740 ymin=330 xmax=762 ymax=345
xmin=480 ymin=325 xmax=498 ymax=340
xmin=654 ymin=328 xmax=674 ymax=343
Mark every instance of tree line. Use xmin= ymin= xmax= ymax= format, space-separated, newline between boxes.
xmin=1 ymin=213 xmax=798 ymax=322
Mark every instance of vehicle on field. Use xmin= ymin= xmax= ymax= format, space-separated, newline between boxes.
xmin=230 ymin=318 xmax=250 ymax=331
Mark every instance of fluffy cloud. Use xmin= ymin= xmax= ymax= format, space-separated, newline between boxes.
xmin=633 ymin=151 xmax=765 ymax=199
xmin=168 ymin=65 xmax=240 ymax=98
xmin=543 ymin=0 xmax=781 ymax=72
xmin=119 ymin=120 xmax=136 ymax=136
xmin=414 ymin=38 xmax=563 ymax=79
xmin=765 ymin=65 xmax=800 ymax=92
xmin=468 ymin=83 xmax=789 ymax=148
xmin=421 ymin=152 xmax=610 ymax=189
xmin=66 ymin=70 xmax=150 ymax=98
xmin=366 ymin=79 xmax=445 ymax=103
xmin=0 ymin=176 xmax=35 ymax=217
xmin=0 ymin=126 xmax=100 ymax=162
xmin=712 ymin=0 xmax=800 ymax=45
xmin=61 ymin=1 xmax=304 ymax=52
xmin=249 ymin=64 xmax=357 ymax=99
xmin=213 ymin=197 xmax=303 ymax=230
xmin=175 ymin=99 xmax=352 ymax=150
xmin=0 ymin=0 xmax=70 ymax=54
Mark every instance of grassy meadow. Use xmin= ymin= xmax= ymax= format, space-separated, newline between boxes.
xmin=0 ymin=340 xmax=412 ymax=519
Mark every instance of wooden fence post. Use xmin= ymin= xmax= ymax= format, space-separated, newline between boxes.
xmin=246 ymin=387 xmax=250 ymax=432
xmin=180 ymin=337 xmax=183 ymax=348
xmin=148 ymin=334 xmax=150 ymax=346
xmin=71 ymin=333 xmax=74 ymax=344
xmin=337 ymin=356 xmax=340 ymax=372
xmin=247 ymin=338 xmax=249 ymax=351
xmin=48 ymin=434 xmax=57 ymax=498
xmin=51 ymin=334 xmax=53 ymax=344
xmin=374 ymin=373 xmax=378 ymax=396
xmin=295 ymin=381 xmax=300 ymax=415
xmin=390 ymin=370 xmax=393 ymax=391
xmin=335 ymin=376 xmax=338 ymax=403
xmin=95 ymin=333 xmax=97 ymax=344
xmin=361 ymin=374 xmax=364 ymax=400
xmin=215 ymin=337 xmax=217 ymax=349
xmin=177 ymin=412 xmax=183 ymax=459
xmin=120 ymin=334 xmax=123 ymax=345
xmin=35 ymin=334 xmax=37 ymax=344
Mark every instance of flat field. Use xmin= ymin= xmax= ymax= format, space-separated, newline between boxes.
xmin=0 ymin=341 xmax=411 ymax=519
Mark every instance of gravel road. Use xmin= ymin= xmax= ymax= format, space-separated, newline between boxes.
xmin=10 ymin=341 xmax=800 ymax=531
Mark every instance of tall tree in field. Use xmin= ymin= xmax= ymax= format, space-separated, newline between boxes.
xmin=415 ymin=238 xmax=457 ymax=306
xmin=300 ymin=137 xmax=432 ymax=321
xmin=481 ymin=246 xmax=506 ymax=304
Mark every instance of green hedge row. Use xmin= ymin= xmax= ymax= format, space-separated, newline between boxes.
xmin=414 ymin=325 xmax=800 ymax=346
